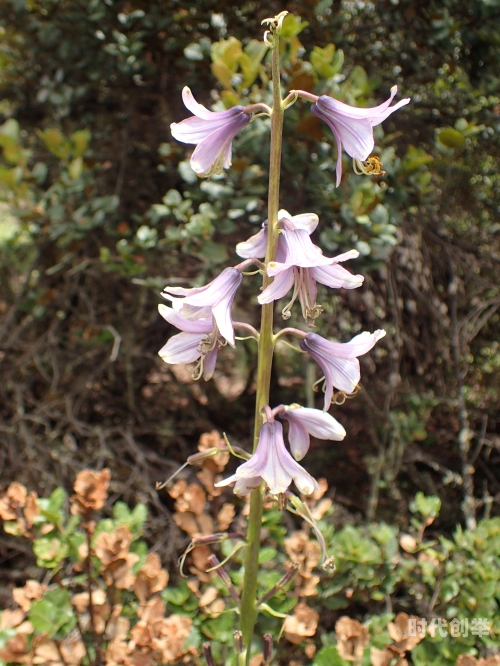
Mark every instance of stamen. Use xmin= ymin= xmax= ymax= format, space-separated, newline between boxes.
xmin=353 ymin=156 xmax=386 ymax=177
xmin=312 ymin=376 xmax=326 ymax=393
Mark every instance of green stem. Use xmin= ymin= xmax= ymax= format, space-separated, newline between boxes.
xmin=239 ymin=27 xmax=284 ymax=656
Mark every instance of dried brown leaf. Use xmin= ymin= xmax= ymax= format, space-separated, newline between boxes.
xmin=71 ymin=468 xmax=110 ymax=515
xmin=335 ymin=616 xmax=370 ymax=663
xmin=388 ymin=613 xmax=425 ymax=652
xmin=134 ymin=553 xmax=169 ymax=602
xmin=217 ymin=503 xmax=235 ymax=530
xmin=94 ymin=526 xmax=133 ymax=565
xmin=284 ymin=602 xmax=319 ymax=645
xmin=12 ymin=580 xmax=45 ymax=612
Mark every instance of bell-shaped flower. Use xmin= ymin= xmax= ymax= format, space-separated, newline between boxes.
xmin=161 ymin=267 xmax=242 ymax=347
xmin=258 ymin=217 xmax=363 ymax=326
xmin=236 ymin=209 xmax=319 ymax=260
xmin=157 ymin=305 xmax=223 ymax=380
xmin=300 ymin=330 xmax=386 ymax=409
xmin=215 ymin=420 xmax=319 ymax=496
xmin=311 ymin=86 xmax=410 ymax=186
xmin=279 ymin=405 xmax=346 ymax=461
xmin=170 ymin=87 xmax=251 ymax=177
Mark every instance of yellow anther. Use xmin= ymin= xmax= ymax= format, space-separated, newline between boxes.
xmin=353 ymin=156 xmax=386 ymax=177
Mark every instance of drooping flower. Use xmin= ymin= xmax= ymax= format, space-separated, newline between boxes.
xmin=279 ymin=405 xmax=346 ymax=461
xmin=161 ymin=267 xmax=243 ymax=347
xmin=238 ymin=210 xmax=363 ymax=326
xmin=170 ymin=87 xmax=251 ymax=177
xmin=236 ymin=210 xmax=320 ymax=260
xmin=310 ymin=86 xmax=410 ymax=186
xmin=216 ymin=420 xmax=319 ymax=496
xmin=300 ymin=330 xmax=386 ymax=409
xmin=157 ymin=305 xmax=223 ymax=380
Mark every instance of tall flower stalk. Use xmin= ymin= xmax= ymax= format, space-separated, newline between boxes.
xmin=161 ymin=10 xmax=409 ymax=663
xmin=238 ymin=16 xmax=286 ymax=650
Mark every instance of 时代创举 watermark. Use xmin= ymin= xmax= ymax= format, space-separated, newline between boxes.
xmin=408 ymin=617 xmax=491 ymax=639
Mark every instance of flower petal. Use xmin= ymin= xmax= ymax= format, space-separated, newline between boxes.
xmin=190 ymin=115 xmax=250 ymax=175
xmin=203 ymin=346 xmax=219 ymax=380
xmin=279 ymin=210 xmax=319 ymax=234
xmin=310 ymin=264 xmax=364 ymax=289
xmin=258 ymin=268 xmax=295 ymax=304
xmin=158 ymin=304 xmax=213 ymax=334
xmin=181 ymin=86 xmax=243 ymax=121
xmin=158 ymin=332 xmax=202 ymax=365
xmin=283 ymin=418 xmax=310 ymax=461
xmin=236 ymin=225 xmax=268 ymax=259
xmin=268 ymin=228 xmax=331 ymax=275
xmin=283 ymin=406 xmax=346 ymax=446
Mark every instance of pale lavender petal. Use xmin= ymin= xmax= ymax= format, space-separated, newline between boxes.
xmin=268 ymin=229 xmax=331 ymax=275
xmin=283 ymin=418 xmax=310 ymax=461
xmin=203 ymin=346 xmax=219 ymax=380
xmin=330 ymin=249 xmax=360 ymax=263
xmin=326 ymin=357 xmax=361 ymax=394
xmin=258 ymin=269 xmax=295 ymax=304
xmin=158 ymin=304 xmax=213 ymax=334
xmin=300 ymin=330 xmax=386 ymax=408
xmin=273 ymin=426 xmax=319 ymax=494
xmin=236 ymin=225 xmax=268 ymax=259
xmin=163 ymin=268 xmax=242 ymax=308
xmin=313 ymin=103 xmax=374 ymax=162
xmin=234 ymin=477 xmax=263 ymax=494
xmin=181 ymin=86 xmax=243 ymax=121
xmin=158 ymin=332 xmax=202 ymax=365
xmin=282 ymin=406 xmax=346 ymax=447
xmin=171 ymin=115 xmax=235 ymax=144
xmin=310 ymin=264 xmax=364 ymax=290
xmin=286 ymin=211 xmax=319 ymax=234
xmin=315 ymin=86 xmax=410 ymax=122
xmin=312 ymin=87 xmax=410 ymax=169
xmin=322 ymin=330 xmax=387 ymax=359
xmin=215 ymin=421 xmax=318 ymax=496
xmin=190 ymin=114 xmax=250 ymax=174
xmin=301 ymin=268 xmax=318 ymax=309
xmin=311 ymin=106 xmax=345 ymax=187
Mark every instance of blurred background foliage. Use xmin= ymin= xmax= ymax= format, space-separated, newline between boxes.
xmin=0 ymin=0 xmax=499 ymax=661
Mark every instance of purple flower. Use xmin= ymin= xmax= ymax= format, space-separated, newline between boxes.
xmin=215 ymin=420 xmax=319 ymax=496
xmin=157 ymin=305 xmax=222 ymax=380
xmin=243 ymin=210 xmax=363 ymax=326
xmin=236 ymin=209 xmax=319 ymax=260
xmin=279 ymin=405 xmax=346 ymax=461
xmin=170 ymin=87 xmax=251 ymax=177
xmin=161 ymin=267 xmax=242 ymax=346
xmin=311 ymin=86 xmax=410 ymax=186
xmin=300 ymin=330 xmax=386 ymax=409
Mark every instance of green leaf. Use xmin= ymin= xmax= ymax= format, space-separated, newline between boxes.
xmin=0 ymin=118 xmax=20 ymax=143
xmin=258 ymin=546 xmax=277 ymax=564
xmin=162 ymin=581 xmax=191 ymax=607
xmin=71 ymin=129 xmax=91 ymax=156
xmin=29 ymin=588 xmax=76 ymax=638
xmin=437 ymin=128 xmax=464 ymax=149
xmin=281 ymin=14 xmax=309 ymax=38
xmin=314 ymin=646 xmax=350 ymax=666
xmin=33 ymin=536 xmax=69 ymax=568
xmin=37 ymin=128 xmax=71 ymax=160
